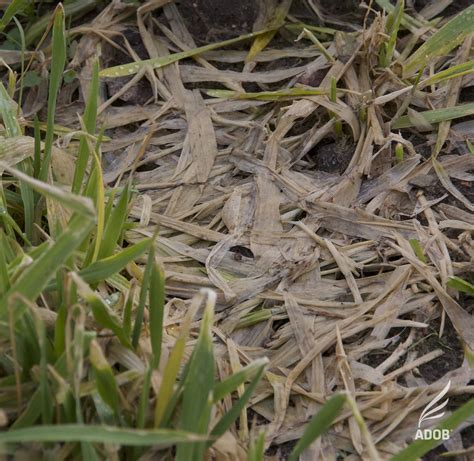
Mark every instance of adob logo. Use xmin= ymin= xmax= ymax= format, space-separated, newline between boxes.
xmin=415 ymin=380 xmax=451 ymax=441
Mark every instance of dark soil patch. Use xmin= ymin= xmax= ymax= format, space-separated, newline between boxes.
xmin=266 ymin=440 xmax=297 ymax=460
xmin=306 ymin=136 xmax=355 ymax=174
xmin=178 ymin=0 xmax=258 ymax=44
xmin=460 ymin=85 xmax=474 ymax=103
xmin=318 ymin=0 xmax=363 ymax=18
xmin=360 ymin=315 xmax=464 ymax=384
xmin=359 ymin=327 xmax=410 ymax=373
xmin=415 ymin=317 xmax=464 ymax=384
xmin=423 ymin=176 xmax=474 ymax=213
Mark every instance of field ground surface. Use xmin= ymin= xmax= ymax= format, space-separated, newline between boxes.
xmin=0 ymin=0 xmax=474 ymax=460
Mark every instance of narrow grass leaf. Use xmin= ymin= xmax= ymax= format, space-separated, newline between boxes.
xmin=375 ymin=0 xmax=430 ymax=31
xmin=289 ymin=394 xmax=347 ymax=461
xmin=154 ymin=298 xmax=198 ymax=427
xmin=149 ymin=260 xmax=165 ymax=369
xmin=11 ymin=389 xmax=42 ymax=429
xmin=409 ymin=239 xmax=427 ymax=263
xmin=209 ymin=361 xmax=267 ymax=444
xmin=403 ymin=5 xmax=474 ymax=77
xmin=39 ymin=4 xmax=66 ymax=182
xmin=420 ymin=59 xmax=474 ymax=88
xmin=98 ymin=182 xmax=131 ymax=259
xmin=246 ymin=0 xmax=291 ymax=62
xmin=72 ymin=61 xmax=99 ymax=194
xmin=248 ymin=431 xmax=266 ymax=461
xmin=0 ymin=163 xmax=95 ymax=218
xmin=123 ymin=283 xmax=135 ymax=339
xmin=177 ymin=290 xmax=216 ymax=461
xmin=380 ymin=0 xmax=404 ymax=67
xmin=72 ymin=274 xmax=131 ymax=348
xmin=79 ymin=238 xmax=152 ymax=285
xmin=0 ymin=0 xmax=29 ymax=32
xmin=0 ymin=233 xmax=10 ymax=296
xmin=447 ymin=277 xmax=474 ymax=296
xmin=0 ymin=424 xmax=206 ymax=446
xmin=100 ymin=28 xmax=276 ymax=78
xmin=90 ymin=339 xmax=120 ymax=416
xmin=0 ymin=83 xmax=21 ymax=137
xmin=25 ymin=0 xmax=97 ymax=45
xmin=206 ymin=87 xmax=328 ymax=100
xmin=213 ymin=358 xmax=269 ymax=402
xmin=137 ymin=367 xmax=153 ymax=431
xmin=88 ymin=148 xmax=106 ymax=264
xmin=33 ymin=117 xmax=41 ymax=177
xmin=392 ymin=103 xmax=474 ymax=129
xmin=28 ymin=307 xmax=53 ymax=424
xmin=131 ymin=247 xmax=154 ymax=348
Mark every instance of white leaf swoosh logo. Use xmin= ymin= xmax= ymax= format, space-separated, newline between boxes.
xmin=418 ymin=380 xmax=451 ymax=428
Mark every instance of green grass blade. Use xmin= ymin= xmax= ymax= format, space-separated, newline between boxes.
xmin=248 ymin=431 xmax=266 ymax=461
xmin=154 ymin=299 xmax=197 ymax=427
xmin=100 ymin=28 xmax=275 ymax=78
xmin=149 ymin=259 xmax=165 ymax=370
xmin=25 ymin=0 xmax=97 ymax=45
xmin=0 ymin=0 xmax=29 ymax=32
xmin=213 ymin=358 xmax=269 ymax=402
xmin=375 ymin=0 xmax=430 ymax=31
xmin=0 ymin=82 xmax=21 ymax=137
xmin=245 ymin=0 xmax=291 ymax=62
xmin=98 ymin=182 xmax=131 ymax=259
xmin=447 ymin=276 xmax=474 ymax=296
xmin=176 ymin=290 xmax=216 ymax=461
xmin=28 ymin=307 xmax=53 ymax=424
xmin=209 ymin=362 xmax=266 ymax=445
xmin=288 ymin=394 xmax=347 ymax=461
xmin=403 ymin=5 xmax=474 ymax=77
xmin=123 ymin=283 xmax=135 ymax=339
xmin=392 ymin=103 xmax=474 ymax=129
xmin=380 ymin=0 xmax=404 ymax=67
xmin=54 ymin=301 xmax=67 ymax=360
xmin=38 ymin=4 xmax=66 ymax=182
xmin=420 ymin=59 xmax=474 ymax=88
xmin=131 ymin=247 xmax=154 ymax=349
xmin=390 ymin=399 xmax=474 ymax=461
xmin=79 ymin=238 xmax=152 ymax=285
xmin=11 ymin=389 xmax=42 ymax=429
xmin=72 ymin=61 xmax=99 ymax=194
xmin=409 ymin=239 xmax=427 ymax=263
xmin=85 ymin=146 xmax=106 ymax=264
xmin=33 ymin=117 xmax=41 ymax=177
xmin=17 ymin=161 xmax=35 ymax=241
xmin=0 ymin=163 xmax=95 ymax=218
xmin=206 ymin=87 xmax=328 ymax=100
xmin=73 ymin=274 xmax=132 ymax=348
xmin=0 ymin=232 xmax=10 ymax=296
xmin=0 ymin=424 xmax=206 ymax=446
xmin=90 ymin=339 xmax=121 ymax=416
xmin=137 ymin=367 xmax=153 ymax=430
